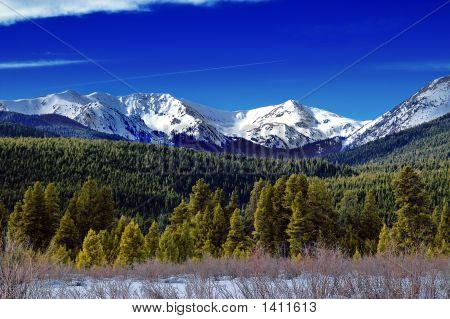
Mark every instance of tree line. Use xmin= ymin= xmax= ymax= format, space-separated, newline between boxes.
xmin=0 ymin=166 xmax=447 ymax=267
xmin=0 ymin=137 xmax=353 ymax=220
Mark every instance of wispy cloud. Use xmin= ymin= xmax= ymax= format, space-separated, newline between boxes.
xmin=0 ymin=0 xmax=267 ymax=25
xmin=0 ymin=59 xmax=87 ymax=69
xmin=375 ymin=62 xmax=450 ymax=72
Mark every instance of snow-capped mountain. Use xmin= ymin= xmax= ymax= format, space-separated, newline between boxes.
xmin=345 ymin=76 xmax=450 ymax=149
xmin=2 ymin=76 xmax=447 ymax=151
xmin=0 ymin=91 xmax=366 ymax=149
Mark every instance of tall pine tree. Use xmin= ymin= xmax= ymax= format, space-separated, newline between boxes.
xmin=391 ymin=166 xmax=434 ymax=252
xmin=307 ymin=180 xmax=337 ymax=247
xmin=223 ymin=208 xmax=251 ymax=257
xmin=286 ymin=191 xmax=314 ymax=257
xmin=210 ymin=204 xmax=227 ymax=257
xmin=337 ymin=190 xmax=361 ymax=256
xmin=253 ymin=184 xmax=274 ymax=254
xmin=144 ymin=221 xmax=160 ymax=259
xmin=76 ymin=229 xmax=106 ymax=269
xmin=44 ymin=183 xmax=60 ymax=235
xmin=360 ymin=191 xmax=382 ymax=254
xmin=49 ymin=211 xmax=78 ymax=259
xmin=115 ymin=219 xmax=146 ymax=267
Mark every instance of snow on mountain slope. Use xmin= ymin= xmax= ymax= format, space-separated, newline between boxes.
xmin=0 ymin=90 xmax=366 ymax=148
xmin=345 ymin=76 xmax=450 ymax=149
xmin=219 ymin=100 xmax=365 ymax=148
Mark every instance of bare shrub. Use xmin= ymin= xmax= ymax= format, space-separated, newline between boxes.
xmin=0 ymin=238 xmax=53 ymax=298
xmin=139 ymin=280 xmax=181 ymax=299
xmin=2 ymin=241 xmax=448 ymax=299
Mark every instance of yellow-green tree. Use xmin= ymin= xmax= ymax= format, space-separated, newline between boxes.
xmin=76 ymin=229 xmax=106 ymax=269
xmin=286 ymin=192 xmax=314 ymax=257
xmin=44 ymin=183 xmax=60 ymax=235
xmin=253 ymin=184 xmax=274 ymax=253
xmin=210 ymin=204 xmax=227 ymax=257
xmin=377 ymin=224 xmax=390 ymax=254
xmin=360 ymin=191 xmax=382 ymax=254
xmin=157 ymin=221 xmax=194 ymax=263
xmin=144 ymin=221 xmax=160 ymax=259
xmin=49 ymin=211 xmax=78 ymax=260
xmin=223 ymin=208 xmax=251 ymax=257
xmin=115 ymin=220 xmax=146 ymax=267
xmin=391 ymin=166 xmax=434 ymax=252
xmin=7 ymin=182 xmax=54 ymax=250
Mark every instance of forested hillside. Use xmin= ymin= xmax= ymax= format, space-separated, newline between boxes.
xmin=2 ymin=166 xmax=448 ymax=267
xmin=0 ymin=117 xmax=448 ymax=267
xmin=328 ymin=113 xmax=450 ymax=166
xmin=0 ymin=137 xmax=350 ymax=218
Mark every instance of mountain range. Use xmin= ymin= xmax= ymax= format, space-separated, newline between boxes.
xmin=0 ymin=76 xmax=449 ymax=155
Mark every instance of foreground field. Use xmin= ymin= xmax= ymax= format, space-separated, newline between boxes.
xmin=1 ymin=243 xmax=448 ymax=299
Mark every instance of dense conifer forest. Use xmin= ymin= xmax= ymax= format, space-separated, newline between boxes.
xmin=0 ymin=137 xmax=352 ymax=218
xmin=0 ymin=112 xmax=449 ymax=266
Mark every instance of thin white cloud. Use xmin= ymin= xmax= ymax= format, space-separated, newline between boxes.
xmin=375 ymin=62 xmax=450 ymax=71
xmin=0 ymin=59 xmax=87 ymax=69
xmin=0 ymin=0 xmax=266 ymax=25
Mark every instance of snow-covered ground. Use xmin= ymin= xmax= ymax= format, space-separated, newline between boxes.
xmin=37 ymin=273 xmax=449 ymax=299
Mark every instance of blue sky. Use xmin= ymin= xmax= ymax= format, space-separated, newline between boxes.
xmin=0 ymin=0 xmax=449 ymax=120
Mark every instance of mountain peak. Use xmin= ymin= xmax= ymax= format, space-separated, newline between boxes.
xmin=345 ymin=75 xmax=450 ymax=148
xmin=4 ymin=76 xmax=447 ymax=151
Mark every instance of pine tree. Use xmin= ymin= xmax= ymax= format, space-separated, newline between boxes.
xmin=391 ymin=166 xmax=434 ymax=252
xmin=307 ymin=180 xmax=337 ymax=247
xmin=377 ymin=224 xmax=390 ymax=254
xmin=50 ymin=211 xmax=77 ymax=257
xmin=74 ymin=177 xmax=99 ymax=244
xmin=64 ymin=195 xmax=79 ymax=242
xmin=283 ymin=174 xmax=308 ymax=209
xmin=98 ymin=215 xmax=129 ymax=264
xmin=157 ymin=221 xmax=193 ymax=263
xmin=225 ymin=189 xmax=239 ymax=222
xmin=8 ymin=182 xmax=53 ymax=250
xmin=210 ymin=204 xmax=228 ymax=257
xmin=253 ymin=184 xmax=274 ymax=253
xmin=76 ymin=229 xmax=106 ymax=269
xmin=360 ymin=191 xmax=382 ymax=254
xmin=6 ymin=202 xmax=23 ymax=243
xmin=337 ymin=190 xmax=361 ymax=256
xmin=170 ymin=199 xmax=191 ymax=226
xmin=115 ymin=219 xmax=146 ymax=267
xmin=286 ymin=192 xmax=314 ymax=257
xmin=192 ymin=207 xmax=212 ymax=257
xmin=92 ymin=185 xmax=115 ymax=231
xmin=26 ymin=182 xmax=47 ymax=249
xmin=223 ymin=209 xmax=251 ymax=257
xmin=144 ymin=221 xmax=159 ymax=259
xmin=188 ymin=179 xmax=211 ymax=214
xmin=44 ymin=183 xmax=60 ymax=236
xmin=244 ymin=179 xmax=265 ymax=234
xmin=272 ymin=176 xmax=290 ymax=256
xmin=435 ymin=201 xmax=449 ymax=254
xmin=212 ymin=188 xmax=227 ymax=208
